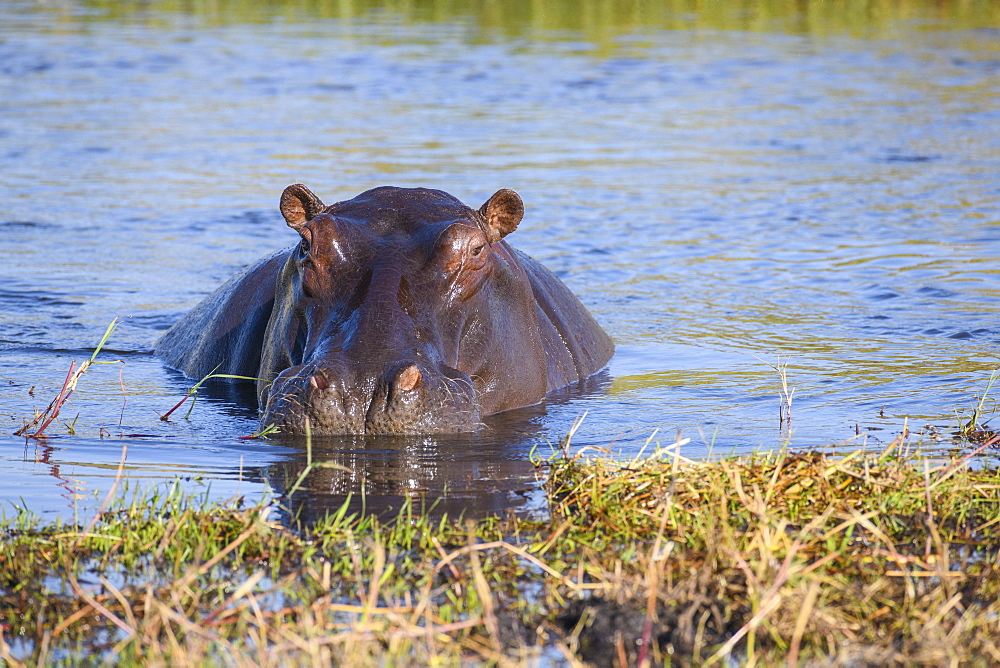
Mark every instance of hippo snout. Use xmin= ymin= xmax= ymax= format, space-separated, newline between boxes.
xmin=261 ymin=361 xmax=481 ymax=435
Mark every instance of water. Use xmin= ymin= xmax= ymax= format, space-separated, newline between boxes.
xmin=1 ymin=0 xmax=998 ymax=522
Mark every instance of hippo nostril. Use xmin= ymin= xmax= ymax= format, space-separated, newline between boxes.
xmin=309 ymin=372 xmax=329 ymax=391
xmin=395 ymin=364 xmax=422 ymax=393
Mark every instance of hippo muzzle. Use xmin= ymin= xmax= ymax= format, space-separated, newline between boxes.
xmin=262 ymin=358 xmax=480 ymax=435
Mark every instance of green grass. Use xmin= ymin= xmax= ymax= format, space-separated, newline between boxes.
xmin=4 ymin=433 xmax=1000 ymax=666
xmin=958 ymin=369 xmax=999 ymax=443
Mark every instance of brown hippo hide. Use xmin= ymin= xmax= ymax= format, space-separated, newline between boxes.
xmin=155 ymin=185 xmax=614 ymax=435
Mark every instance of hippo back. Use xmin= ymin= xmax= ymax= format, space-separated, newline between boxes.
xmin=155 ymin=249 xmax=287 ymax=380
xmin=516 ymin=248 xmax=614 ymax=390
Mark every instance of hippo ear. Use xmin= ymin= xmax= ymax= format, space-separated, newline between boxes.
xmin=478 ymin=189 xmax=524 ymax=243
xmin=280 ymin=184 xmax=326 ymax=231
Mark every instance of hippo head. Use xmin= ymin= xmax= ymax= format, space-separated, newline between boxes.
xmin=257 ymin=184 xmax=538 ymax=435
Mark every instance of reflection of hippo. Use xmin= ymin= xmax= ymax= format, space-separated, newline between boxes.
xmin=156 ymin=185 xmax=614 ymax=435
xmin=269 ymin=431 xmax=541 ymax=523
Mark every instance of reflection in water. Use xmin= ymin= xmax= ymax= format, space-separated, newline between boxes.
xmin=257 ymin=374 xmax=612 ymax=523
xmin=267 ymin=431 xmax=540 ymax=523
xmin=30 ymin=444 xmax=84 ymax=509
xmin=51 ymin=0 xmax=1000 ymax=41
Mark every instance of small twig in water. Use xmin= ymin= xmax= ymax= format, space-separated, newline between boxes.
xmin=752 ymin=354 xmax=795 ymax=427
xmin=116 ymin=362 xmax=127 ymax=427
xmin=15 ymin=318 xmax=123 ymax=439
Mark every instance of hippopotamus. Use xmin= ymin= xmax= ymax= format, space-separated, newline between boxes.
xmin=155 ymin=184 xmax=614 ymax=435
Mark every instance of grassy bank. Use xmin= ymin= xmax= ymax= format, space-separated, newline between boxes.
xmin=3 ymin=434 xmax=1000 ymax=665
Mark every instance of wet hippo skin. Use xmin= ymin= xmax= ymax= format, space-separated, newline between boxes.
xmin=155 ymin=184 xmax=614 ymax=435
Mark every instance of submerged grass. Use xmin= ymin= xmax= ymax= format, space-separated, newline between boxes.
xmin=4 ymin=434 xmax=1000 ymax=666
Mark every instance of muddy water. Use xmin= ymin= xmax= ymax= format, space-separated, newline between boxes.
xmin=1 ymin=0 xmax=998 ymax=521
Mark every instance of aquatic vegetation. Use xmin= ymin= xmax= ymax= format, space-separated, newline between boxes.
xmin=957 ymin=369 xmax=999 ymax=443
xmin=157 ymin=367 xmax=264 ymax=422
xmin=4 ymin=435 xmax=1000 ymax=665
xmin=14 ymin=318 xmax=124 ymax=439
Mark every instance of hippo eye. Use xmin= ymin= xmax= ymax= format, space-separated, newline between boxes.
xmin=471 ymin=244 xmax=485 ymax=257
